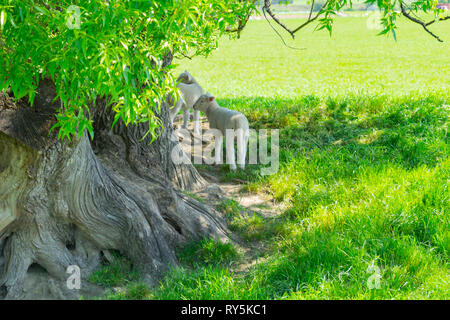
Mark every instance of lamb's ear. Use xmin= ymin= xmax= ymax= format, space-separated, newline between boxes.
xmin=208 ymin=96 xmax=215 ymax=102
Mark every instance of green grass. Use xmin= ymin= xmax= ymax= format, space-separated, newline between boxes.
xmin=88 ymin=251 xmax=141 ymax=288
xmin=147 ymin=94 xmax=449 ymax=300
xmin=177 ymin=237 xmax=239 ymax=267
xmin=217 ymin=198 xmax=282 ymax=241
xmin=173 ymin=17 xmax=449 ymax=99
xmin=101 ymin=17 xmax=449 ymax=299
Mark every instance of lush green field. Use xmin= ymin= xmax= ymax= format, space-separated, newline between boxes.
xmin=174 ymin=16 xmax=449 ymax=99
xmin=91 ymin=17 xmax=449 ymax=300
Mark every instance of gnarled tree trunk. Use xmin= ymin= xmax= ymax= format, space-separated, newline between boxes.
xmin=0 ymin=78 xmax=228 ymax=299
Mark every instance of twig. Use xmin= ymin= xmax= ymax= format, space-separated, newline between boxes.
xmin=38 ymin=0 xmax=51 ymax=11
xmin=176 ymin=51 xmax=193 ymax=60
xmin=291 ymin=2 xmax=328 ymax=34
xmin=226 ymin=0 xmax=257 ymax=37
xmin=226 ymin=12 xmax=252 ymax=37
xmin=425 ymin=15 xmax=450 ymax=26
xmin=308 ymin=0 xmax=315 ymax=21
xmin=262 ymin=0 xmax=329 ymax=38
xmin=400 ymin=2 xmax=445 ymax=42
xmin=263 ymin=0 xmax=296 ymax=38
xmin=261 ymin=6 xmax=305 ymax=50
xmin=262 ymin=0 xmax=448 ymax=42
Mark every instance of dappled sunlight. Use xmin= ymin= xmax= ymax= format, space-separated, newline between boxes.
xmin=105 ymin=16 xmax=450 ymax=300
xmin=175 ymin=92 xmax=449 ymax=299
xmin=133 ymin=89 xmax=449 ymax=300
xmin=1 ymin=0 xmax=448 ymax=301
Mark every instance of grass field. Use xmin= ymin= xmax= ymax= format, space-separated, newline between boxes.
xmin=174 ymin=15 xmax=449 ymax=98
xmin=91 ymin=17 xmax=449 ymax=300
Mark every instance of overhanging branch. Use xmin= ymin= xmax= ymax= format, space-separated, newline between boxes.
xmin=263 ymin=0 xmax=296 ymax=38
xmin=400 ymin=1 xmax=449 ymax=42
xmin=261 ymin=0 xmax=448 ymax=43
xmin=262 ymin=0 xmax=329 ymax=39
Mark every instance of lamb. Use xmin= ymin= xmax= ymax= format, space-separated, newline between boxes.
xmin=168 ymin=70 xmax=203 ymax=135
xmin=193 ymin=93 xmax=249 ymax=170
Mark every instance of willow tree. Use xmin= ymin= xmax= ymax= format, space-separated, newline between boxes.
xmin=0 ymin=0 xmax=447 ymax=299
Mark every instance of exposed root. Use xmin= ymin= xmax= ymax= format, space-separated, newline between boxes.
xmin=0 ymin=81 xmax=229 ymax=299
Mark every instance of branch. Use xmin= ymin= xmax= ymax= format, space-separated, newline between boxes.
xmin=292 ymin=2 xmax=328 ymax=34
xmin=263 ymin=0 xmax=296 ymax=38
xmin=39 ymin=0 xmax=51 ymax=11
xmin=226 ymin=12 xmax=252 ymax=36
xmin=262 ymin=0 xmax=328 ymax=39
xmin=226 ymin=1 xmax=256 ymax=37
xmin=400 ymin=2 xmax=447 ymax=42
xmin=261 ymin=0 xmax=448 ymax=42
xmin=261 ymin=5 xmax=305 ymax=50
xmin=175 ymin=51 xmax=194 ymax=60
xmin=425 ymin=15 xmax=450 ymax=27
xmin=0 ymin=36 xmax=14 ymax=54
xmin=308 ymin=0 xmax=315 ymax=21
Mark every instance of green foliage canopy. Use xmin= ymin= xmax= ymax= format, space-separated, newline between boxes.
xmin=0 ymin=0 xmax=255 ymax=140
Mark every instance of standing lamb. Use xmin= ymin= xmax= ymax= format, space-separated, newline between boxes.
xmin=193 ymin=93 xmax=249 ymax=170
xmin=168 ymin=70 xmax=203 ymax=135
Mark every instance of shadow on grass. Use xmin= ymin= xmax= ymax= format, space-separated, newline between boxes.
xmin=218 ymin=94 xmax=448 ymax=180
xmin=201 ymin=94 xmax=449 ymax=299
xmin=98 ymin=94 xmax=449 ymax=300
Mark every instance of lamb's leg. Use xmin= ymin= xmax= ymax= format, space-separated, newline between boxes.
xmin=193 ymin=110 xmax=201 ymax=136
xmin=225 ymin=134 xmax=236 ymax=171
xmin=215 ymin=134 xmax=223 ymax=165
xmin=182 ymin=108 xmax=190 ymax=129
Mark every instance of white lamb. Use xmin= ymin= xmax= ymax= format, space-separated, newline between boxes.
xmin=168 ymin=70 xmax=203 ymax=135
xmin=193 ymin=93 xmax=249 ymax=170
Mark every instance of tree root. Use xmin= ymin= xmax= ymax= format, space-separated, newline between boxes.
xmin=0 ymin=85 xmax=228 ymax=298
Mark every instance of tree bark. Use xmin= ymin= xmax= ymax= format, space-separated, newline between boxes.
xmin=0 ymin=78 xmax=228 ymax=299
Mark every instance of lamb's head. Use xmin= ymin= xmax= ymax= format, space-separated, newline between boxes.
xmin=193 ymin=93 xmax=215 ymax=113
xmin=177 ymin=70 xmax=194 ymax=84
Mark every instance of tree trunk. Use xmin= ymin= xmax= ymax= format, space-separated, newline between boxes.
xmin=0 ymin=78 xmax=228 ymax=299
